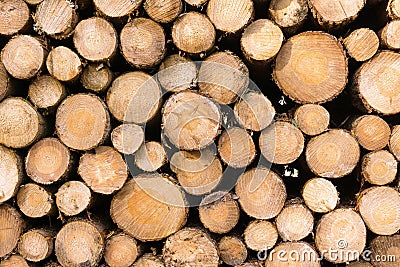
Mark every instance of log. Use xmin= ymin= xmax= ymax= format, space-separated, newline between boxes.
xmin=144 ymin=0 xmax=182 ymax=24
xmin=184 ymin=0 xmax=208 ymax=7
xmin=343 ymin=28 xmax=379 ymax=62
xmin=352 ymin=51 xmax=400 ymax=115
xmin=81 ymin=63 xmax=113 ymax=93
xmin=0 ymin=0 xmax=30 ymax=36
xmin=305 ymin=129 xmax=360 ymax=178
xmin=379 ymin=20 xmax=400 ymax=50
xmin=1 ymin=35 xmax=47 ymax=80
xmin=17 ymin=183 xmax=55 ymax=218
xmin=315 ymin=208 xmax=366 ymax=263
xmin=25 ymin=0 xmax=44 ymax=5
xmin=34 ymin=0 xmax=78 ymax=39
xmin=55 ymin=181 xmax=92 ymax=216
xmin=46 ymin=46 xmax=82 ymax=82
xmin=135 ymin=141 xmax=167 ymax=172
xmin=104 ymin=233 xmax=140 ymax=267
xmin=110 ymin=173 xmax=188 ymax=241
xmin=162 ymin=90 xmax=221 ymax=150
xmin=275 ymin=202 xmax=314 ymax=242
xmin=268 ymin=0 xmax=308 ymax=34
xmin=293 ymin=104 xmax=330 ymax=136
xmin=73 ymin=17 xmax=118 ymax=62
xmin=0 ymin=146 xmax=22 ymax=204
xmin=361 ymin=150 xmax=397 ymax=185
xmin=206 ymin=0 xmax=254 ymax=34
xmin=240 ymin=19 xmax=284 ymax=64
xmin=120 ymin=18 xmax=166 ymax=69
xmin=370 ymin=235 xmax=400 ymax=267
xmin=28 ymin=75 xmax=67 ymax=112
xmin=55 ymin=220 xmax=104 ymax=267
xmin=235 ymin=167 xmax=287 ymax=219
xmin=158 ymin=54 xmax=198 ymax=93
xmin=243 ymin=220 xmax=278 ymax=251
xmin=357 ymin=186 xmax=400 ymax=235
xmin=0 ymin=205 xmax=25 ymax=258
xmin=348 ymin=262 xmax=373 ymax=267
xmin=0 ymin=62 xmax=13 ymax=102
xmin=56 ymin=94 xmax=110 ymax=151
xmin=0 ymin=97 xmax=45 ymax=149
xmin=162 ymin=228 xmax=219 ymax=267
xmin=350 ymin=115 xmax=391 ymax=151
xmin=259 ymin=121 xmax=304 ymax=165
xmin=239 ymin=261 xmax=264 ymax=267
xmin=111 ymin=124 xmax=144 ymax=155
xmin=93 ymin=0 xmax=142 ymax=19
xmin=266 ymin=242 xmax=320 ymax=266
xmin=18 ymin=229 xmax=54 ymax=262
xmin=302 ymin=178 xmax=338 ymax=213
xmin=389 ymin=125 xmax=400 ymax=161
xmin=198 ymin=192 xmax=240 ymax=234
xmin=106 ymin=72 xmax=161 ymax=124
xmin=388 ymin=0 xmax=400 ymax=19
xmin=172 ymin=12 xmax=216 ymax=55
xmin=273 ymin=31 xmax=347 ymax=104
xmin=133 ymin=254 xmax=164 ymax=267
xmin=218 ymin=236 xmax=247 ymax=266
xmin=0 ymin=255 xmax=29 ymax=267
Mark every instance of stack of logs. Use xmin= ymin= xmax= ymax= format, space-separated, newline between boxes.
xmin=0 ymin=0 xmax=400 ymax=266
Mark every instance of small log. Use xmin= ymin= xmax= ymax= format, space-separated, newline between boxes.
xmin=305 ymin=129 xmax=360 ymax=178
xmin=18 ymin=229 xmax=54 ymax=262
xmin=389 ymin=125 xmax=400 ymax=161
xmin=218 ymin=127 xmax=256 ymax=168
xmin=0 ymin=0 xmax=30 ymax=36
xmin=259 ymin=121 xmax=305 ymax=165
xmin=162 ymin=90 xmax=221 ymax=151
xmin=266 ymin=242 xmax=320 ymax=266
xmin=350 ymin=115 xmax=391 ymax=151
xmin=17 ymin=183 xmax=55 ymax=218
xmin=198 ymin=51 xmax=249 ymax=104
xmin=120 ymin=18 xmax=166 ymax=69
xmin=234 ymin=90 xmax=275 ymax=132
xmin=135 ymin=141 xmax=167 ymax=172
xmin=133 ymin=254 xmax=164 ymax=267
xmin=172 ymin=12 xmax=216 ymax=55
xmin=343 ymin=28 xmax=379 ymax=62
xmin=55 ymin=220 xmax=104 ymax=267
xmin=244 ymin=220 xmax=278 ymax=251
xmin=162 ymin=228 xmax=219 ymax=267
xmin=1 ymin=35 xmax=47 ymax=80
xmin=81 ymin=63 xmax=113 ymax=93
xmin=104 ymin=233 xmax=141 ymax=267
xmin=379 ymin=20 xmax=400 ymax=50
xmin=28 ymin=75 xmax=67 ymax=112
xmin=79 ymin=146 xmax=128 ymax=195
xmin=235 ymin=167 xmax=287 ymax=219
xmin=199 ymin=192 xmax=240 ymax=234
xmin=56 ymin=94 xmax=110 ymax=151
xmin=315 ymin=208 xmax=366 ymax=263
xmin=55 ymin=181 xmax=92 ymax=216
xmin=294 ymin=104 xmax=330 ymax=136
xmin=352 ymin=51 xmax=400 ymax=115
xmin=184 ymin=0 xmax=208 ymax=7
xmin=110 ymin=173 xmax=188 ymax=241
xmin=170 ymin=149 xmax=222 ymax=195
xmin=388 ymin=0 xmax=400 ymax=19
xmin=218 ymin=236 xmax=247 ymax=266
xmin=106 ymin=72 xmax=161 ymax=124
xmin=273 ymin=31 xmax=347 ymax=104
xmin=240 ymin=19 xmax=284 ymax=64
xmin=207 ymin=0 xmax=254 ymax=34
xmin=0 ymin=97 xmax=45 ymax=149
xmin=357 ymin=186 xmax=400 ymax=235
xmin=361 ymin=150 xmax=397 ymax=185
xmin=268 ymin=0 xmax=308 ymax=34
xmin=46 ymin=46 xmax=82 ymax=82
xmin=370 ymin=235 xmax=400 ymax=267
xmin=93 ymin=0 xmax=142 ymax=19
xmin=34 ymin=0 xmax=78 ymax=39
xmin=0 ymin=205 xmax=25 ymax=258
xmin=73 ymin=17 xmax=118 ymax=62
xmin=144 ymin=0 xmax=182 ymax=24
xmin=302 ymin=178 xmax=338 ymax=213
xmin=0 ymin=255 xmax=29 ymax=267
xmin=158 ymin=54 xmax=198 ymax=93
xmin=111 ymin=124 xmax=144 ymax=155
xmin=0 ymin=146 xmax=22 ymax=204
xmin=0 ymin=62 xmax=13 ymax=102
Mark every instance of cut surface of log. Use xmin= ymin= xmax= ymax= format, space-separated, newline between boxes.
xmin=111 ymin=124 xmax=144 ymax=155
xmin=379 ymin=20 xmax=400 ymax=50
xmin=0 ymin=205 xmax=25 ymax=258
xmin=55 ymin=181 xmax=91 ymax=216
xmin=17 ymin=183 xmax=55 ymax=218
xmin=370 ymin=234 xmax=400 ymax=267
xmin=273 ymin=31 xmax=347 ymax=104
xmin=133 ymin=254 xmax=164 ymax=267
xmin=0 ymin=146 xmax=22 ymax=204
xmin=0 ymin=63 xmax=12 ymax=102
xmin=361 ymin=150 xmax=397 ymax=185
xmin=265 ymin=242 xmax=320 ymax=267
xmin=244 ymin=220 xmax=278 ymax=251
xmin=81 ymin=63 xmax=113 ymax=93
xmin=390 ymin=125 xmax=400 ymax=161
xmin=0 ymin=255 xmax=29 ymax=267
xmin=104 ymin=233 xmax=140 ymax=267
xmin=306 ymin=129 xmax=360 ymax=178
xmin=268 ymin=0 xmax=308 ymax=34
xmin=343 ymin=28 xmax=379 ymax=62
xmin=93 ymin=0 xmax=142 ymax=18
xmin=135 ymin=141 xmax=167 ymax=172
xmin=26 ymin=0 xmax=45 ymax=5
xmin=18 ymin=229 xmax=53 ymax=262
xmin=302 ymin=178 xmax=338 ymax=213
xmin=218 ymin=236 xmax=247 ymax=266
xmin=144 ymin=0 xmax=182 ymax=23
xmin=28 ymin=75 xmax=66 ymax=111
xmin=0 ymin=0 xmax=30 ymax=36
xmin=351 ymin=115 xmax=391 ymax=151
xmin=294 ymin=104 xmax=330 ymax=136
xmin=46 ymin=46 xmax=82 ymax=82
xmin=388 ymin=0 xmax=400 ymax=19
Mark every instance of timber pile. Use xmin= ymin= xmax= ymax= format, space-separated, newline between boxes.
xmin=1 ymin=0 xmax=400 ymax=266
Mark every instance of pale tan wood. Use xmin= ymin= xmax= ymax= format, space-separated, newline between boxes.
xmin=370 ymin=235 xmax=400 ymax=267
xmin=343 ymin=28 xmax=379 ymax=62
xmin=81 ymin=63 xmax=113 ymax=93
xmin=389 ymin=125 xmax=400 ymax=161
xmin=144 ymin=0 xmax=182 ymax=23
xmin=294 ymin=104 xmax=330 ymax=136
xmin=0 ymin=0 xmax=30 ymax=36
xmin=244 ymin=220 xmax=278 ymax=251
xmin=133 ymin=254 xmax=165 ymax=267
xmin=18 ymin=229 xmax=53 ymax=262
xmin=0 ymin=205 xmax=25 ymax=258
xmin=135 ymin=141 xmax=167 ymax=172
xmin=0 ymin=146 xmax=22 ymax=204
xmin=47 ymin=46 xmax=82 ymax=82
xmin=388 ymin=0 xmax=400 ymax=19
xmin=351 ymin=115 xmax=391 ymax=151
xmin=17 ymin=183 xmax=55 ymax=218
xmin=265 ymin=242 xmax=321 ymax=266
xmin=28 ymin=75 xmax=67 ymax=112
xmin=218 ymin=236 xmax=247 ymax=266
xmin=239 ymin=260 xmax=264 ymax=267
xmin=0 ymin=255 xmax=29 ymax=267
xmin=93 ymin=0 xmax=142 ymax=18
xmin=302 ymin=178 xmax=338 ymax=213
xmin=111 ymin=124 xmax=144 ymax=155
xmin=25 ymin=0 xmax=44 ymax=5
xmin=347 ymin=262 xmax=373 ymax=267
xmin=379 ymin=20 xmax=400 ymax=50
xmin=184 ymin=0 xmax=208 ymax=6
xmin=55 ymin=181 xmax=91 ymax=216
xmin=268 ymin=0 xmax=308 ymax=34
xmin=361 ymin=150 xmax=397 ymax=185
xmin=104 ymin=233 xmax=140 ymax=267
xmin=0 ymin=62 xmax=13 ymax=102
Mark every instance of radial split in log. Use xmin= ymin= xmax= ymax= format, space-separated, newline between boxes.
xmin=268 ymin=0 xmax=308 ymax=34
xmin=266 ymin=242 xmax=320 ymax=266
xmin=144 ymin=0 xmax=182 ymax=24
xmin=388 ymin=0 xmax=400 ymax=19
xmin=17 ymin=183 xmax=55 ymax=218
xmin=34 ymin=0 xmax=78 ymax=39
xmin=294 ymin=104 xmax=330 ymax=136
xmin=351 ymin=115 xmax=391 ymax=151
xmin=0 ymin=146 xmax=22 ymax=204
xmin=104 ymin=233 xmax=140 ymax=267
xmin=0 ymin=63 xmax=13 ymax=102
xmin=18 ymin=229 xmax=53 ymax=262
xmin=107 ymin=72 xmax=161 ymax=124
xmin=343 ymin=28 xmax=379 ymax=62
xmin=370 ymin=234 xmax=400 ymax=267
xmin=55 ymin=181 xmax=91 ymax=216
xmin=28 ymin=75 xmax=66 ymax=112
xmin=133 ymin=254 xmax=164 ymax=267
xmin=244 ymin=220 xmax=278 ymax=251
xmin=390 ymin=125 xmax=400 ymax=161
xmin=0 ymin=0 xmax=30 ymax=36
xmin=56 ymin=94 xmax=110 ymax=151
xmin=135 ymin=141 xmax=167 ymax=172
xmin=273 ymin=31 xmax=347 ymax=104
xmin=93 ymin=0 xmax=142 ymax=19
xmin=235 ymin=167 xmax=287 ymax=219
xmin=315 ymin=208 xmax=366 ymax=263
xmin=357 ymin=186 xmax=400 ymax=235
xmin=55 ymin=220 xmax=104 ymax=267
xmin=0 ymin=205 xmax=25 ymax=258
xmin=218 ymin=236 xmax=247 ymax=266
xmin=110 ymin=173 xmax=188 ymax=241
xmin=111 ymin=124 xmax=144 ymax=155
xmin=302 ymin=178 xmax=338 ymax=213
xmin=361 ymin=150 xmax=397 ymax=185
xmin=306 ymin=129 xmax=360 ymax=178
xmin=0 ymin=97 xmax=45 ymax=149
xmin=47 ymin=46 xmax=82 ymax=82
xmin=81 ymin=63 xmax=113 ymax=93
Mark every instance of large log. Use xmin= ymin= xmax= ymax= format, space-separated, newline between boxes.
xmin=0 ymin=205 xmax=25 ymax=258
xmin=0 ymin=146 xmax=22 ymax=204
